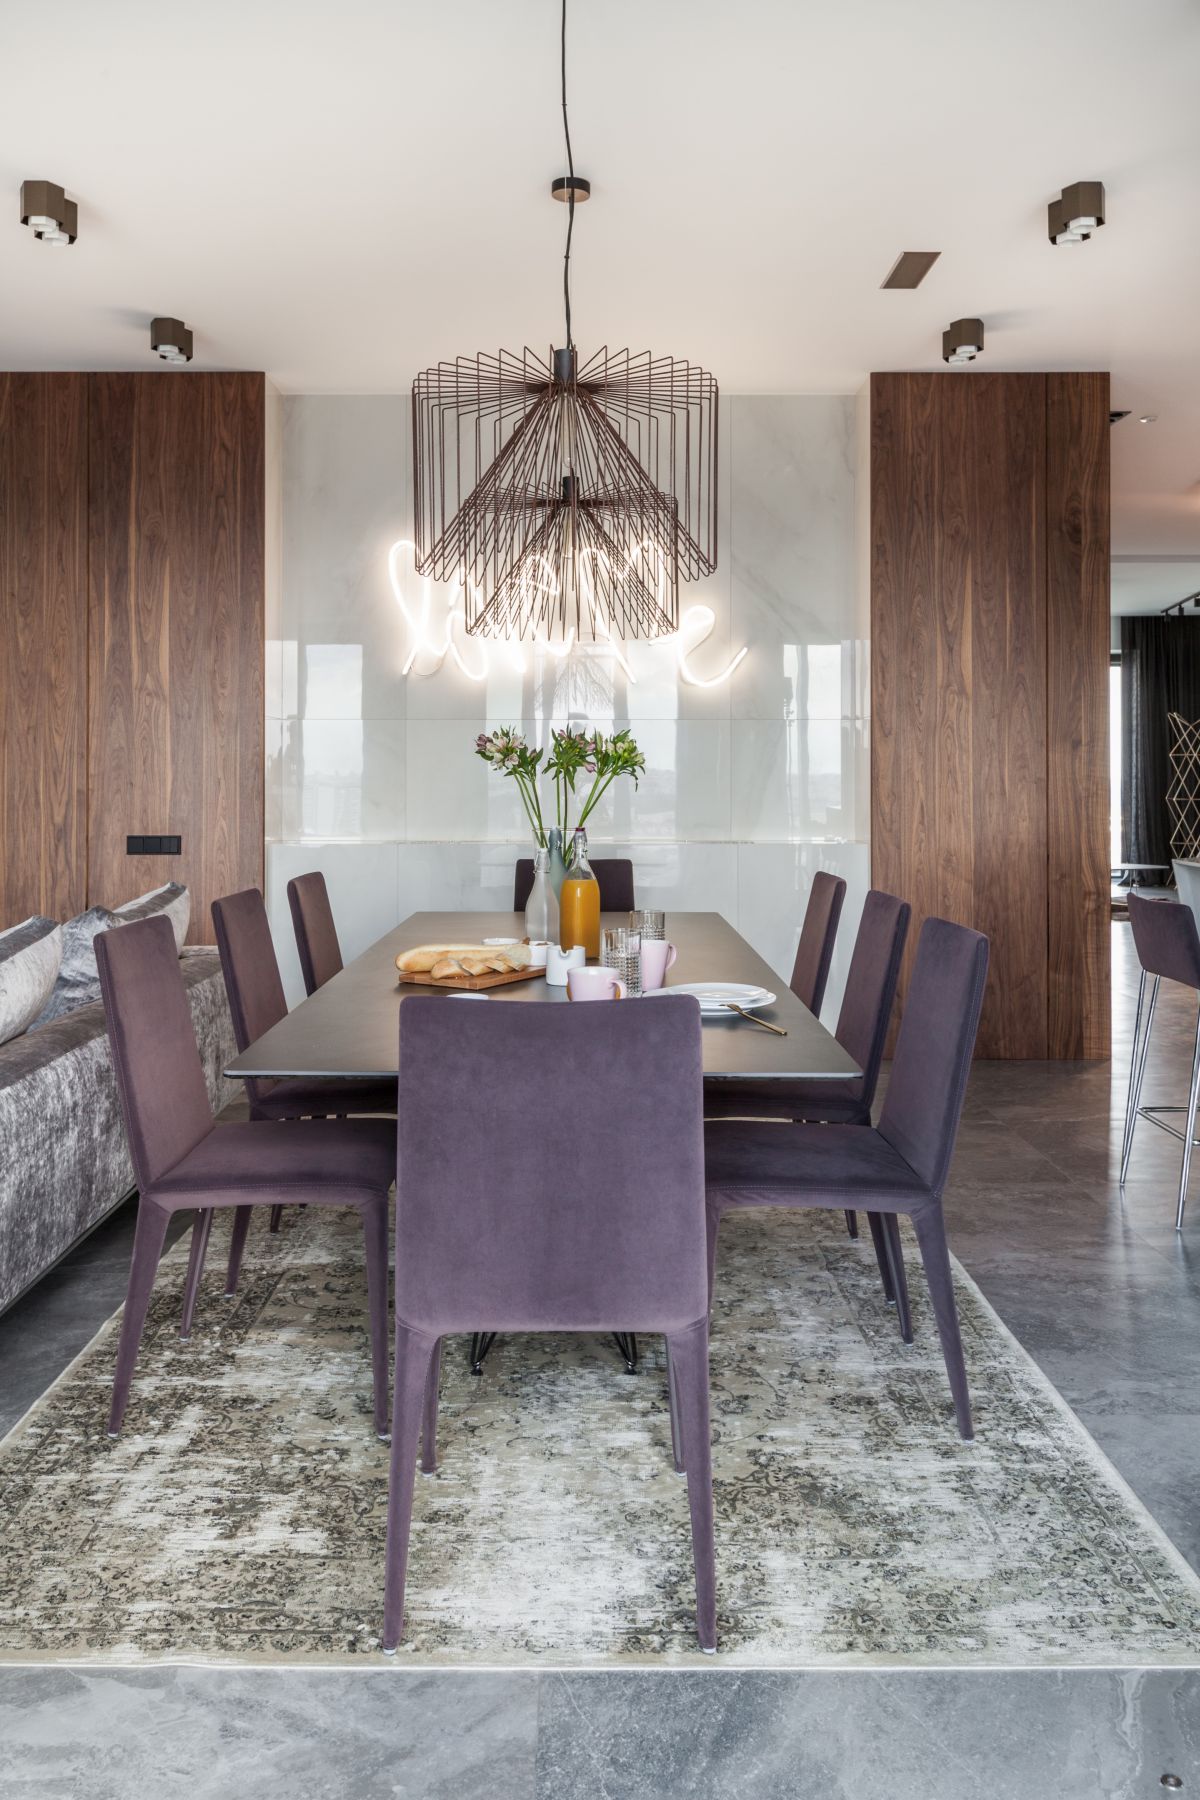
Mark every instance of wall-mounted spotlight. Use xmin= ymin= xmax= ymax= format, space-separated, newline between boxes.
xmin=150 ymin=317 xmax=193 ymax=364
xmin=20 ymin=180 xmax=77 ymax=246
xmin=942 ymin=318 xmax=983 ymax=366
xmin=1048 ymin=181 xmax=1105 ymax=245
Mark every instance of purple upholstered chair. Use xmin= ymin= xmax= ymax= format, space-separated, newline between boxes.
xmin=287 ymin=871 xmax=343 ymax=996
xmin=705 ymin=888 xmax=911 ymax=1300
xmin=212 ymin=888 xmax=395 ymax=1284
xmin=513 ymin=856 xmax=635 ymax=914
xmin=95 ymin=915 xmax=394 ymax=1438
xmin=705 ymin=917 xmax=989 ymax=1441
xmin=791 ymin=870 xmax=847 ymax=1016
xmin=382 ymin=993 xmax=716 ymax=1653
xmin=1122 ymin=892 xmax=1200 ymax=1228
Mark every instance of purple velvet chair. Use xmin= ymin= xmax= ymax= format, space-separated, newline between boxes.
xmin=382 ymin=993 xmax=716 ymax=1653
xmin=705 ymin=917 xmax=988 ymax=1441
xmin=513 ymin=856 xmax=635 ymax=914
xmin=705 ymin=888 xmax=911 ymax=1302
xmin=1122 ymin=891 xmax=1200 ymax=1228
xmin=287 ymin=871 xmax=343 ymax=996
xmin=213 ymin=887 xmax=395 ymax=1277
xmin=791 ymin=870 xmax=847 ymax=1016
xmin=95 ymin=915 xmax=395 ymax=1439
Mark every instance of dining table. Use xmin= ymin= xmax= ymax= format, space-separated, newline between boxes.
xmin=226 ymin=908 xmax=860 ymax=1376
xmin=225 ymin=909 xmax=861 ymax=1087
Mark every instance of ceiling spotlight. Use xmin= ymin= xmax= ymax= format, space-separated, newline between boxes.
xmin=150 ymin=317 xmax=193 ymax=364
xmin=1048 ymin=181 xmax=1105 ymax=245
xmin=20 ymin=179 xmax=77 ymax=246
xmin=1139 ymin=414 xmax=1157 ymax=425
xmin=942 ymin=318 xmax=983 ymax=366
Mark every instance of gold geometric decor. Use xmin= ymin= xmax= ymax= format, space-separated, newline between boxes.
xmin=1167 ymin=711 xmax=1200 ymax=861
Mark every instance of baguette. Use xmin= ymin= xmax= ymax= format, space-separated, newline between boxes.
xmin=397 ymin=941 xmax=531 ymax=976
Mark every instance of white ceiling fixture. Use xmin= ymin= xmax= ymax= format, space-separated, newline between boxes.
xmin=1048 ymin=181 xmax=1105 ymax=245
xmin=20 ymin=180 xmax=76 ymax=247
xmin=150 ymin=317 xmax=192 ymax=364
xmin=942 ymin=318 xmax=983 ymax=366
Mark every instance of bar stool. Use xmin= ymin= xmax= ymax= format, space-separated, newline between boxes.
xmin=1122 ymin=891 xmax=1200 ymax=1229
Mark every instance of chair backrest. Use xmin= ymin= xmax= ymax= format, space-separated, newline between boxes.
xmin=1129 ymin=890 xmax=1200 ymax=989
xmin=395 ymin=993 xmax=707 ymax=1335
xmin=287 ymin=871 xmax=343 ymax=996
xmin=211 ymin=889 xmax=288 ymax=1106
xmin=513 ymin=856 xmax=635 ymax=914
xmin=834 ymin=889 xmax=911 ymax=1106
xmin=95 ymin=914 xmax=213 ymax=1192
xmin=790 ymin=871 xmax=846 ymax=1015
xmin=877 ymin=916 xmax=989 ymax=1196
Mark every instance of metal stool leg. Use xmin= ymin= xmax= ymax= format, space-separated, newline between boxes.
xmin=1177 ymin=1003 xmax=1200 ymax=1231
xmin=1121 ymin=974 xmax=1160 ymax=1186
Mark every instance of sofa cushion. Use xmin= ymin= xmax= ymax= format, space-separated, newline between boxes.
xmin=31 ymin=906 xmax=120 ymax=1027
xmin=114 ymin=881 xmax=190 ymax=951
xmin=0 ymin=917 xmax=62 ymax=1045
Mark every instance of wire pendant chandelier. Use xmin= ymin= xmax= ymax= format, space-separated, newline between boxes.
xmin=412 ymin=0 xmax=718 ymax=644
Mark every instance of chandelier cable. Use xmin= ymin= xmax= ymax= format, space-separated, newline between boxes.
xmin=561 ymin=0 xmax=575 ymax=349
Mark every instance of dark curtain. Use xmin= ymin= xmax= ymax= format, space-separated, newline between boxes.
xmin=1121 ymin=616 xmax=1200 ymax=871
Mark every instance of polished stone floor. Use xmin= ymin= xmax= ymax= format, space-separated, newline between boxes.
xmin=2 ymin=923 xmax=1199 ymax=1797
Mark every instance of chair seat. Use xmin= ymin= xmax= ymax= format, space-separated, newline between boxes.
xmin=704 ymin=1080 xmax=869 ymax=1124
xmin=251 ymin=1076 xmax=397 ymax=1120
xmin=148 ymin=1117 xmax=396 ymax=1211
xmin=704 ymin=1120 xmax=933 ymax=1215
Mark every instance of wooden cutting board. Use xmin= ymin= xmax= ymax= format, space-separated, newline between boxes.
xmin=395 ymin=964 xmax=546 ymax=992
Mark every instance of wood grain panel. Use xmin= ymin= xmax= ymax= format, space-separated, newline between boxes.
xmin=87 ymin=374 xmax=264 ymax=944
xmin=1046 ymin=372 xmax=1110 ymax=1059
xmin=871 ymin=371 xmax=1105 ymax=1061
xmin=0 ymin=375 xmax=88 ymax=922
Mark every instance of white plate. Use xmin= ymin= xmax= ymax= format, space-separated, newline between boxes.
xmin=643 ymin=981 xmax=777 ymax=1016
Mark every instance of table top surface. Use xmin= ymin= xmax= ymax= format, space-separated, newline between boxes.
xmin=225 ymin=910 xmax=860 ymax=1084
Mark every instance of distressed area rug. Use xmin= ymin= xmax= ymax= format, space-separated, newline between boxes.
xmin=2 ymin=1206 xmax=1200 ymax=1669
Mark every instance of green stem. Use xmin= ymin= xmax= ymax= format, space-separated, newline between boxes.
xmin=574 ymin=770 xmax=618 ymax=832
xmin=515 ymin=775 xmax=546 ymax=848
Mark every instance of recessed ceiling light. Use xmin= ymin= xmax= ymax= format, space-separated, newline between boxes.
xmin=942 ymin=318 xmax=983 ymax=366
xmin=1048 ymin=181 xmax=1105 ymax=245
xmin=1139 ymin=414 xmax=1157 ymax=425
xmin=881 ymin=251 xmax=940 ymax=290
xmin=150 ymin=317 xmax=193 ymax=364
xmin=20 ymin=179 xmax=77 ymax=246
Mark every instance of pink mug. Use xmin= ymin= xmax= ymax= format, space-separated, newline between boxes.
xmin=566 ymin=965 xmax=626 ymax=1002
xmin=639 ymin=939 xmax=678 ymax=991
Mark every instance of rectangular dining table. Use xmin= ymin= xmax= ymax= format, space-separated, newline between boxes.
xmin=224 ymin=910 xmax=861 ymax=1087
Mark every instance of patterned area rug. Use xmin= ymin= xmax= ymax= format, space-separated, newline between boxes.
xmin=3 ymin=1205 xmax=1200 ymax=1668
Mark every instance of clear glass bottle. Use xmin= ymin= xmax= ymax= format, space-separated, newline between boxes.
xmin=559 ymin=827 xmax=601 ymax=958
xmin=524 ymin=846 xmax=560 ymax=944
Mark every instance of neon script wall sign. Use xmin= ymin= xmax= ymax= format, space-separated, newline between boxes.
xmin=387 ymin=539 xmax=748 ymax=688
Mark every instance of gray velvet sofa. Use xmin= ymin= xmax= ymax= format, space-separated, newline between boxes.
xmin=0 ymin=948 xmax=236 ymax=1315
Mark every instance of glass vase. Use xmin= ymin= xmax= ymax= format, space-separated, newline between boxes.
xmin=546 ymin=826 xmax=568 ymax=903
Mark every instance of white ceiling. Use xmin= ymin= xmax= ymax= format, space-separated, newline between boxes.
xmin=2 ymin=0 xmax=1199 ymax=557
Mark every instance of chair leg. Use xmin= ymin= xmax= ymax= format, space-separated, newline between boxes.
xmin=361 ymin=1199 xmax=391 ymax=1440
xmin=1120 ymin=968 xmax=1148 ymax=1175
xmin=421 ymin=1338 xmax=442 ymax=1474
xmin=912 ymin=1208 xmax=972 ymax=1441
xmin=665 ymin=1317 xmax=717 ymax=1653
xmin=1176 ymin=1003 xmax=1200 ymax=1231
xmin=705 ymin=1205 xmax=721 ymax=1313
xmin=179 ymin=1209 xmax=214 ymax=1339
xmin=880 ymin=1213 xmax=912 ymax=1343
xmin=1121 ymin=974 xmax=1160 ymax=1185
xmin=865 ymin=1210 xmax=895 ymax=1304
xmin=269 ymin=1205 xmax=284 ymax=1233
xmin=225 ymin=1205 xmax=253 ymax=1297
xmin=108 ymin=1201 xmax=172 ymax=1436
xmin=666 ymin=1337 xmax=686 ymax=1475
xmin=382 ymin=1323 xmax=440 ymax=1652
xmin=844 ymin=1209 xmax=859 ymax=1240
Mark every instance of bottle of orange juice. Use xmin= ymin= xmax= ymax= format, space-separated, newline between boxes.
xmin=559 ymin=827 xmax=601 ymax=959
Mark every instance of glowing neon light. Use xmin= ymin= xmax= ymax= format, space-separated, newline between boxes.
xmin=387 ymin=538 xmax=747 ymax=687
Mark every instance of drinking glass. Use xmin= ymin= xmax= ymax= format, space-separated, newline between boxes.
xmin=601 ymin=925 xmax=642 ymax=997
xmin=629 ymin=908 xmax=665 ymax=941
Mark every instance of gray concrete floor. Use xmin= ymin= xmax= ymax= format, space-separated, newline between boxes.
xmin=2 ymin=922 xmax=1199 ymax=1797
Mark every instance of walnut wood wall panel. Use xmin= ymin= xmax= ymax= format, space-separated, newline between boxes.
xmin=87 ymin=374 xmax=264 ymax=944
xmin=0 ymin=375 xmax=89 ymax=923
xmin=1046 ymin=373 xmax=1111 ymax=1059
xmin=871 ymin=371 xmax=1109 ymax=1061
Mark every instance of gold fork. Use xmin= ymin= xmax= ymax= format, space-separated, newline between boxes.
xmin=723 ymin=1002 xmax=788 ymax=1037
